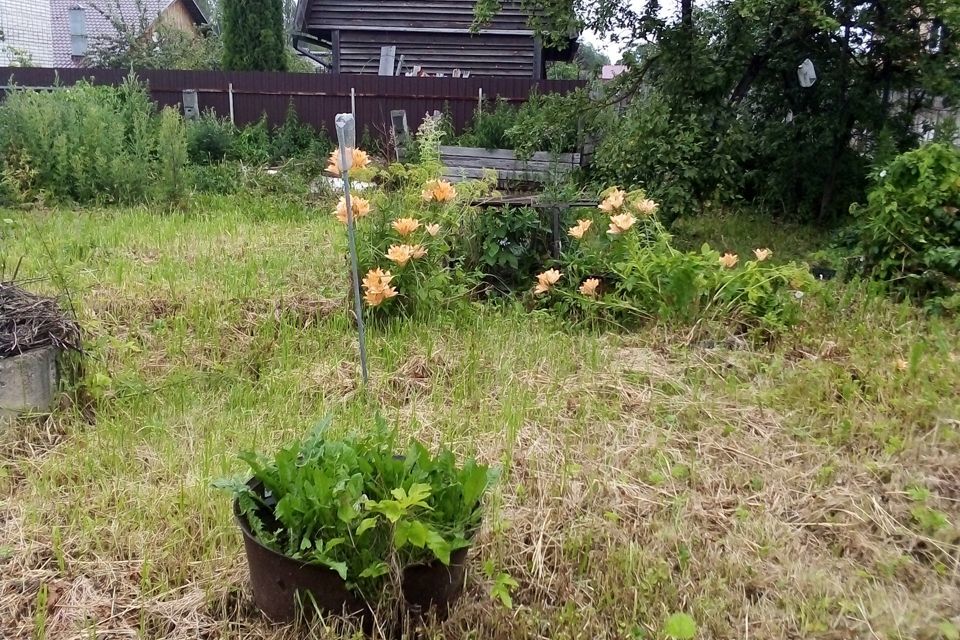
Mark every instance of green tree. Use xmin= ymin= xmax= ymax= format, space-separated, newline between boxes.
xmin=482 ymin=0 xmax=960 ymax=221
xmin=82 ymin=1 xmax=219 ymax=70
xmin=546 ymin=42 xmax=611 ymax=79
xmin=576 ymin=42 xmax=610 ymax=75
xmin=222 ymin=0 xmax=288 ymax=71
xmin=90 ymin=23 xmax=222 ymax=70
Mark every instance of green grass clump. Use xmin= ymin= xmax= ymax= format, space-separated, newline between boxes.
xmin=669 ymin=208 xmax=835 ymax=263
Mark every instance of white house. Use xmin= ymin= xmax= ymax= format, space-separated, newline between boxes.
xmin=0 ymin=0 xmax=55 ymax=66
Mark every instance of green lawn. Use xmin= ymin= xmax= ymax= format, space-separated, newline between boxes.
xmin=2 ymin=195 xmax=958 ymax=639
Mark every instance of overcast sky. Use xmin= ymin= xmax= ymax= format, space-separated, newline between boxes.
xmin=583 ymin=30 xmax=629 ymax=62
xmin=581 ymin=0 xmax=689 ymax=63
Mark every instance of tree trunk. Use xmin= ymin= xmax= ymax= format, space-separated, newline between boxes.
xmin=819 ymin=19 xmax=854 ymax=221
xmin=729 ymin=54 xmax=768 ymax=104
xmin=681 ymin=0 xmax=694 ymax=33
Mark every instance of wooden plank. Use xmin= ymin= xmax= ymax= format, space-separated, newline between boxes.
xmin=342 ymin=65 xmax=533 ymax=77
xmin=332 ymin=30 xmax=341 ymax=73
xmin=442 ymin=166 xmax=574 ymax=182
xmin=338 ymin=30 xmax=535 ymax=44
xmin=439 ymin=152 xmax=580 ymax=169
xmin=470 ymin=195 xmax=598 ymax=207
xmin=341 ymin=53 xmax=535 ymax=65
xmin=314 ymin=1 xmax=528 ymax=13
xmin=439 ymin=156 xmax=576 ymax=172
xmin=316 ymin=6 xmax=529 ymax=20
xmin=440 ymin=146 xmax=580 ymax=164
xmin=533 ymin=38 xmax=543 ymax=80
xmin=307 ymin=0 xmax=532 ymax=32
xmin=340 ymin=45 xmax=536 ymax=57
xmin=378 ymin=46 xmax=397 ymax=76
xmin=312 ymin=23 xmax=534 ymax=35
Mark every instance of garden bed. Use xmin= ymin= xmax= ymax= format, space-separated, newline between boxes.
xmin=440 ymin=146 xmax=582 ymax=186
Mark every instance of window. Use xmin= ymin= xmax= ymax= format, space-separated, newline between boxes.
xmin=68 ymin=6 xmax=87 ymax=57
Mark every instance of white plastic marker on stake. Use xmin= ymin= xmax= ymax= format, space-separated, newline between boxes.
xmin=335 ymin=113 xmax=369 ymax=384
xmin=798 ymin=58 xmax=817 ymax=88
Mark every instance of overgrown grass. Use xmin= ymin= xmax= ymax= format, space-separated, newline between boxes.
xmin=2 ymin=195 xmax=958 ymax=639
xmin=670 ymin=208 xmax=837 ymax=263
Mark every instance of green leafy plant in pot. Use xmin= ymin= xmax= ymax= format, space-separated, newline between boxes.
xmin=215 ymin=418 xmax=492 ymax=626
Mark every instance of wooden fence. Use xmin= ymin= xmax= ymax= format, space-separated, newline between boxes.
xmin=0 ymin=67 xmax=583 ymax=137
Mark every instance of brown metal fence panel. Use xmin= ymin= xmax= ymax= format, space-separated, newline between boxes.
xmin=0 ymin=68 xmax=584 ymax=138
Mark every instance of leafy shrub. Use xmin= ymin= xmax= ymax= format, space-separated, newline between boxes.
xmin=89 ymin=22 xmax=223 ymax=70
xmin=465 ymin=205 xmax=551 ymax=290
xmin=455 ymin=99 xmax=519 ymax=150
xmin=337 ymin=116 xmax=490 ymax=317
xmin=454 ymin=92 xmax=584 ymax=157
xmin=352 ymin=170 xmax=478 ymax=317
xmin=547 ymin=61 xmax=580 ymax=80
xmin=0 ymin=76 xmax=184 ymax=205
xmin=271 ymin=103 xmax=317 ymax=160
xmin=269 ymin=102 xmax=332 ymax=165
xmin=187 ymin=111 xmax=235 ymax=165
xmin=231 ymin=117 xmax=272 ymax=165
xmin=219 ymin=419 xmax=491 ymax=597
xmin=188 ymin=107 xmax=333 ymax=168
xmin=851 ymin=143 xmax=960 ymax=307
xmin=188 ymin=162 xmax=242 ymax=194
xmin=591 ymin=91 xmax=747 ymax=223
xmin=506 ymin=91 xmax=586 ymax=158
xmin=746 ymin=110 xmax=869 ymax=220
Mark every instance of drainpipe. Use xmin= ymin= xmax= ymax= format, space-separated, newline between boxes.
xmin=292 ymin=34 xmax=331 ymax=70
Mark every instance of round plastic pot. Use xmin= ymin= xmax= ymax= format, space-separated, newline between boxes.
xmin=401 ymin=546 xmax=469 ymax=619
xmin=236 ymin=501 xmax=368 ymax=623
xmin=235 ymin=486 xmax=470 ymax=624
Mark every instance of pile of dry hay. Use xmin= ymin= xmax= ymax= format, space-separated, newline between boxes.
xmin=0 ymin=282 xmax=81 ymax=357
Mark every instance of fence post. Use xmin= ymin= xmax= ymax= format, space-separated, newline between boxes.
xmin=228 ymin=82 xmax=235 ymax=125
xmin=350 ymin=87 xmax=356 ymax=121
xmin=478 ymin=88 xmax=483 ymax=114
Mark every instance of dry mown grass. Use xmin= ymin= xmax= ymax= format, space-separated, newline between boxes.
xmin=1 ymin=200 xmax=958 ymax=639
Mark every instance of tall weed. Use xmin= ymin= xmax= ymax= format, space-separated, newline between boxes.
xmin=157 ymin=107 xmax=189 ymax=207
xmin=187 ymin=110 xmax=235 ymax=165
xmin=0 ymin=75 xmax=186 ymax=205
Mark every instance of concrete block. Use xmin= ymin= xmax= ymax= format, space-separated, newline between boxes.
xmin=0 ymin=346 xmax=59 ymax=420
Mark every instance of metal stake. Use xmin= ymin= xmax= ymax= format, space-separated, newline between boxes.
xmin=335 ymin=114 xmax=368 ymax=384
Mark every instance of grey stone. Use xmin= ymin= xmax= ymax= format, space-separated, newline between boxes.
xmin=0 ymin=346 xmax=59 ymax=420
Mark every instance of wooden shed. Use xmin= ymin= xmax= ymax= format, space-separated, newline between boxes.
xmin=292 ymin=0 xmax=577 ymax=78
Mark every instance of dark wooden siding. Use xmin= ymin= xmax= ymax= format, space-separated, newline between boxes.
xmin=0 ymin=67 xmax=584 ymax=138
xmin=338 ymin=31 xmax=534 ymax=77
xmin=306 ymin=0 xmax=531 ymax=33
